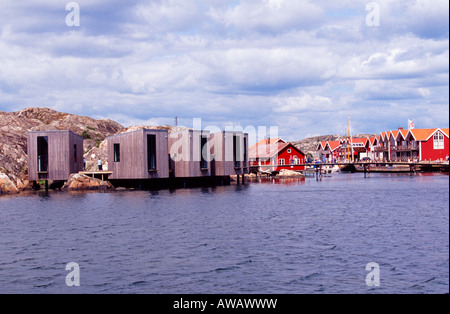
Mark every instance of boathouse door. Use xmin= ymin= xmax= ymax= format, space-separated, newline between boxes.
xmin=37 ymin=136 xmax=49 ymax=173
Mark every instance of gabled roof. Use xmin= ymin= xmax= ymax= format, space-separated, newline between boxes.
xmin=397 ymin=129 xmax=409 ymax=140
xmin=249 ymin=142 xmax=304 ymax=159
xmin=440 ymin=128 xmax=449 ymax=137
xmin=327 ymin=141 xmax=341 ymax=152
xmin=351 ymin=138 xmax=369 ymax=145
xmin=389 ymin=130 xmax=399 ymax=139
xmin=368 ymin=137 xmax=378 ymax=145
xmin=317 ymin=141 xmax=327 ymax=150
xmin=408 ymin=128 xmax=444 ymax=141
xmin=249 ymin=138 xmax=286 ymax=150
xmin=405 ymin=128 xmax=450 ymax=141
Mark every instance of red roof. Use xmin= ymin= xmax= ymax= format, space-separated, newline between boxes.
xmin=249 ymin=138 xmax=286 ymax=150
xmin=398 ymin=129 xmax=409 ymax=140
xmin=327 ymin=141 xmax=341 ymax=151
xmin=249 ymin=143 xmax=304 ymax=159
xmin=368 ymin=137 xmax=378 ymax=145
xmin=409 ymin=128 xmax=450 ymax=141
xmin=351 ymin=138 xmax=368 ymax=145
xmin=390 ymin=130 xmax=399 ymax=139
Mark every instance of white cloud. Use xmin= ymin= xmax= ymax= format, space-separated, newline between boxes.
xmin=0 ymin=0 xmax=448 ymax=138
xmin=212 ymin=0 xmax=325 ymax=34
xmin=273 ymin=94 xmax=333 ymax=113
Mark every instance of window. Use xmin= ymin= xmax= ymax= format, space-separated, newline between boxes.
xmin=37 ymin=136 xmax=48 ymax=173
xmin=434 ymin=132 xmax=445 ymax=150
xmin=233 ymin=135 xmax=241 ymax=168
xmin=243 ymin=137 xmax=248 ymax=167
xmin=114 ymin=143 xmax=120 ymax=162
xmin=148 ymin=135 xmax=157 ymax=171
xmin=279 ymin=159 xmax=285 ymax=166
xmin=200 ymin=135 xmax=208 ymax=169
xmin=73 ymin=144 xmax=77 ymax=163
xmin=287 ymin=149 xmax=291 ymax=153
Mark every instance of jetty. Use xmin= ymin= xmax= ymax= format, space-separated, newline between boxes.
xmin=250 ymin=161 xmax=449 ymax=180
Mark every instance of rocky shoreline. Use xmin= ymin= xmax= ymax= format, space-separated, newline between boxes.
xmin=0 ymin=173 xmax=115 ymax=195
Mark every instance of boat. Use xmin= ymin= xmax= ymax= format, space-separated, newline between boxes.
xmin=321 ymin=165 xmax=340 ymax=174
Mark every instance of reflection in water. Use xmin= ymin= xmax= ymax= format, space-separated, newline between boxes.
xmin=0 ymin=173 xmax=448 ymax=294
xmin=248 ymin=177 xmax=306 ymax=185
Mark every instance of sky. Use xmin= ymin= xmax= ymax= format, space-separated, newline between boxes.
xmin=0 ymin=0 xmax=448 ymax=141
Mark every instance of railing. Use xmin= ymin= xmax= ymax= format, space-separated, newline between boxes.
xmin=391 ymin=145 xmax=420 ymax=152
xmin=373 ymin=147 xmax=388 ymax=152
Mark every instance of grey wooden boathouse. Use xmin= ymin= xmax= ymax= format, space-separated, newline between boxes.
xmin=27 ymin=130 xmax=84 ymax=181
xmin=168 ymin=130 xmax=211 ymax=178
xmin=106 ymin=129 xmax=170 ymax=180
xmin=210 ymin=131 xmax=249 ymax=176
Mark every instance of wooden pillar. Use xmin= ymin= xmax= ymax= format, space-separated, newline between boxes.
xmin=45 ymin=180 xmax=49 ymax=191
xmin=242 ymin=174 xmax=245 ymax=184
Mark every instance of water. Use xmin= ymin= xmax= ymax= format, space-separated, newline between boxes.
xmin=0 ymin=173 xmax=448 ymax=294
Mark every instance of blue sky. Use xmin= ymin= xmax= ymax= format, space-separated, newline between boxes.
xmin=0 ymin=0 xmax=448 ymax=141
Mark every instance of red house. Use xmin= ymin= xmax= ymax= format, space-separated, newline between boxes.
xmin=317 ymin=141 xmax=341 ymax=162
xmin=375 ymin=127 xmax=449 ymax=161
xmin=249 ymin=142 xmax=306 ymax=172
xmin=408 ymin=128 xmax=449 ymax=161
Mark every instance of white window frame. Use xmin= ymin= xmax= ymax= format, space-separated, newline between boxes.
xmin=279 ymin=158 xmax=285 ymax=166
xmin=434 ymin=132 xmax=445 ymax=150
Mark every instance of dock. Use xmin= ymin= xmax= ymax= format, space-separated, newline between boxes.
xmin=79 ymin=171 xmax=113 ymax=181
xmin=250 ymin=161 xmax=449 ymax=179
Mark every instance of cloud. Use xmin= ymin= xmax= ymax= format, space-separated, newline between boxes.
xmin=273 ymin=93 xmax=333 ymax=113
xmin=0 ymin=0 xmax=448 ymax=140
xmin=211 ymin=0 xmax=325 ymax=34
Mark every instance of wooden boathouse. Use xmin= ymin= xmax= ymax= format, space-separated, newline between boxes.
xmin=168 ymin=130 xmax=211 ymax=178
xmin=210 ymin=131 xmax=249 ymax=177
xmin=27 ymin=130 xmax=84 ymax=181
xmin=106 ymin=129 xmax=170 ymax=180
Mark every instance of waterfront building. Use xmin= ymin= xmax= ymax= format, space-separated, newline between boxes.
xmin=106 ymin=129 xmax=170 ymax=180
xmin=27 ymin=130 xmax=84 ymax=181
xmin=168 ymin=130 xmax=212 ymax=178
xmin=317 ymin=141 xmax=341 ymax=162
xmin=249 ymin=142 xmax=306 ymax=172
xmin=210 ymin=131 xmax=249 ymax=176
xmin=374 ymin=127 xmax=449 ymax=162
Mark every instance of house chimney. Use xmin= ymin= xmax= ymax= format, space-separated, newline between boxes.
xmin=398 ymin=127 xmax=404 ymax=130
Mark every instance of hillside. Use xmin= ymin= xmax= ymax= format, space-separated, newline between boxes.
xmin=292 ymin=134 xmax=378 ymax=156
xmin=0 ymin=108 xmax=123 ymax=186
xmin=0 ymin=107 xmax=378 ymax=193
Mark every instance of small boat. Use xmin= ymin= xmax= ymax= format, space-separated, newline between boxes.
xmin=321 ymin=165 xmax=340 ymax=174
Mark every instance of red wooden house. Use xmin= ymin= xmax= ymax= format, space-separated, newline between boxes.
xmin=374 ymin=127 xmax=449 ymax=161
xmin=408 ymin=128 xmax=449 ymax=161
xmin=317 ymin=141 xmax=341 ymax=162
xmin=249 ymin=142 xmax=306 ymax=172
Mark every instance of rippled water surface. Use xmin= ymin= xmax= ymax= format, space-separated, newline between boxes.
xmin=0 ymin=173 xmax=448 ymax=294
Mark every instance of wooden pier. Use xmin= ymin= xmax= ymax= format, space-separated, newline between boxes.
xmin=79 ymin=171 xmax=113 ymax=181
xmin=250 ymin=161 xmax=449 ymax=180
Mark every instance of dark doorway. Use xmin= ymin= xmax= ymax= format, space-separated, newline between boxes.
xmin=37 ymin=136 xmax=49 ymax=173
xmin=148 ymin=134 xmax=157 ymax=171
